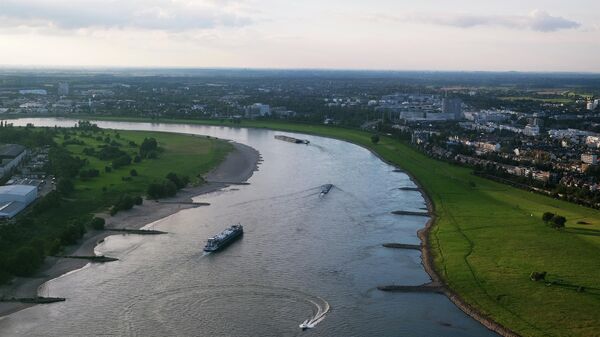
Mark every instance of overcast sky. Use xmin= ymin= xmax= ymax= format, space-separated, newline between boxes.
xmin=1 ymin=0 xmax=599 ymax=72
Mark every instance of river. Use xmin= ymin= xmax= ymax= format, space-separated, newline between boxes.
xmin=0 ymin=118 xmax=497 ymax=337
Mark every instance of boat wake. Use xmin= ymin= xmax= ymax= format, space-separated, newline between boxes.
xmin=299 ymin=296 xmax=330 ymax=330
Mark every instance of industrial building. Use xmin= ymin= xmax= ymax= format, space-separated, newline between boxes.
xmin=0 ymin=184 xmax=38 ymax=219
xmin=0 ymin=144 xmax=27 ymax=178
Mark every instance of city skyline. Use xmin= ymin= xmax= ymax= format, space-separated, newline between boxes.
xmin=0 ymin=0 xmax=599 ymax=72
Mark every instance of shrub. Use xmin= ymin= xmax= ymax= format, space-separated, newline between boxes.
xmin=110 ymin=195 xmax=135 ymax=216
xmin=134 ymin=196 xmax=143 ymax=205
xmin=112 ymin=154 xmax=132 ymax=169
xmin=8 ymin=246 xmax=44 ymax=276
xmin=371 ymin=134 xmax=380 ymax=144
xmin=542 ymin=212 xmax=555 ymax=223
xmin=166 ymin=172 xmax=189 ymax=189
xmin=57 ymin=178 xmax=75 ymax=195
xmin=133 ymin=155 xmax=141 ymax=163
xmin=80 ymin=168 xmax=100 ymax=179
xmin=105 ymin=166 xmax=112 ymax=173
xmin=33 ymin=191 xmax=61 ymax=214
xmin=550 ymin=215 xmax=566 ymax=229
xmin=140 ymin=137 xmax=158 ymax=158
xmin=90 ymin=217 xmax=105 ymax=230
xmin=147 ymin=180 xmax=179 ymax=199
xmin=130 ymin=169 xmax=138 ymax=177
xmin=530 ymin=271 xmax=547 ymax=281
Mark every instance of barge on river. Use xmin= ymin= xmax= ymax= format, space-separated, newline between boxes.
xmin=274 ymin=135 xmax=310 ymax=144
xmin=204 ymin=224 xmax=244 ymax=252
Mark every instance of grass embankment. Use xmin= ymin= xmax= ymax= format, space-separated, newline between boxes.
xmin=74 ymin=116 xmax=599 ymax=337
xmin=60 ymin=130 xmax=231 ymax=212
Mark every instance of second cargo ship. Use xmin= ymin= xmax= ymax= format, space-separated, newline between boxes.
xmin=274 ymin=135 xmax=310 ymax=144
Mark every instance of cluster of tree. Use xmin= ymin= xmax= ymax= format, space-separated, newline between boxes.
xmin=166 ymin=172 xmax=189 ymax=189
xmin=96 ymin=145 xmax=129 ymax=161
xmin=32 ymin=191 xmax=61 ymax=214
xmin=542 ymin=212 xmax=567 ymax=229
xmin=147 ymin=180 xmax=178 ymax=199
xmin=49 ymin=146 xmax=87 ymax=179
xmin=146 ymin=172 xmax=189 ymax=199
xmin=90 ymin=217 xmax=106 ymax=230
xmin=75 ymin=120 xmax=100 ymax=131
xmin=110 ymin=194 xmax=143 ymax=216
xmin=62 ymin=138 xmax=86 ymax=146
xmin=0 ymin=124 xmax=56 ymax=148
xmin=140 ymin=137 xmax=158 ymax=158
xmin=112 ymin=154 xmax=132 ymax=169
xmin=0 ymin=214 xmax=90 ymax=281
xmin=80 ymin=168 xmax=100 ymax=179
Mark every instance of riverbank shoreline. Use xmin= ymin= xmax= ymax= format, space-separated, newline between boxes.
xmin=0 ymin=141 xmax=260 ymax=318
xmin=325 ymin=139 xmax=520 ymax=337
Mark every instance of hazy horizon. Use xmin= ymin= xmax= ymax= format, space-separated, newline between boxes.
xmin=1 ymin=1 xmax=599 ymax=72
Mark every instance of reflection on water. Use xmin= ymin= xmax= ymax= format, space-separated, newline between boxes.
xmin=0 ymin=118 xmax=497 ymax=337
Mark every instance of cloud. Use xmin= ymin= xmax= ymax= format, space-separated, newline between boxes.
xmin=0 ymin=0 xmax=254 ymax=31
xmin=372 ymin=9 xmax=580 ymax=32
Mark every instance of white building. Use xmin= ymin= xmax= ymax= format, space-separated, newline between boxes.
xmin=0 ymin=185 xmax=38 ymax=218
xmin=244 ymin=103 xmax=271 ymax=118
xmin=582 ymin=153 xmax=598 ymax=165
xmin=587 ymin=102 xmax=595 ymax=110
xmin=586 ymin=136 xmax=600 ymax=148
xmin=58 ymin=82 xmax=70 ymax=96
xmin=523 ymin=125 xmax=541 ymax=137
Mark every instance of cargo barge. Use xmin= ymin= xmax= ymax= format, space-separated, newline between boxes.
xmin=203 ymin=224 xmax=244 ymax=252
xmin=274 ymin=135 xmax=309 ymax=144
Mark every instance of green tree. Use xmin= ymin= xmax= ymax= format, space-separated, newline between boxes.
xmin=551 ymin=215 xmax=567 ymax=229
xmin=371 ymin=134 xmax=380 ymax=144
xmin=542 ymin=212 xmax=555 ymax=223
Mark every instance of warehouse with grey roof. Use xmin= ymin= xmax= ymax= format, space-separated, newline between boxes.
xmin=0 ymin=184 xmax=38 ymax=219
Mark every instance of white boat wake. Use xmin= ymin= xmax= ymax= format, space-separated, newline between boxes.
xmin=299 ymin=296 xmax=330 ymax=330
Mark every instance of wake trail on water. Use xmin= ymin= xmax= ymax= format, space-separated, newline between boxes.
xmin=229 ymin=186 xmax=322 ymax=207
xmin=300 ymin=296 xmax=331 ymax=329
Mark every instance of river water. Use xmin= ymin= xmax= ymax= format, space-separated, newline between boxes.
xmin=0 ymin=118 xmax=497 ymax=337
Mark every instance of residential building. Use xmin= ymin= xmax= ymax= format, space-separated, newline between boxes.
xmin=581 ymin=153 xmax=598 ymax=165
xmin=244 ymin=103 xmax=271 ymax=118
xmin=442 ymin=98 xmax=463 ymax=119
xmin=523 ymin=124 xmax=541 ymax=137
xmin=58 ymin=82 xmax=70 ymax=96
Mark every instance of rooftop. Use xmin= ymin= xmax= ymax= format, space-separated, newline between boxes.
xmin=0 ymin=184 xmax=37 ymax=196
xmin=0 ymin=144 xmax=26 ymax=158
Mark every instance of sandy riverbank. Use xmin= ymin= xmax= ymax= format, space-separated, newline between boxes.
xmin=0 ymin=141 xmax=260 ymax=317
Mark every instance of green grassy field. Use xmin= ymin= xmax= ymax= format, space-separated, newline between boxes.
xmin=71 ymin=116 xmax=600 ymax=337
xmin=60 ymin=129 xmax=232 ymax=214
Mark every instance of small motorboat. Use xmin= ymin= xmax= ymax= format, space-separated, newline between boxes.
xmin=299 ymin=319 xmax=313 ymax=330
xmin=320 ymin=184 xmax=333 ymax=196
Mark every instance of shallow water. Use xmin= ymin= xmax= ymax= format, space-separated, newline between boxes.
xmin=0 ymin=118 xmax=498 ymax=337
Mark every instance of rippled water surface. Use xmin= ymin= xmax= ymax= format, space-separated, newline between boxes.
xmin=0 ymin=118 xmax=497 ymax=337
